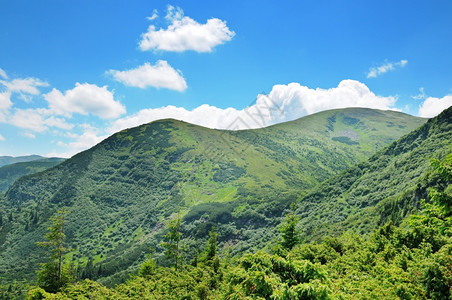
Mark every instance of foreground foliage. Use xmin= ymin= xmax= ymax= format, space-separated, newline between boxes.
xmin=26 ymin=156 xmax=452 ymax=299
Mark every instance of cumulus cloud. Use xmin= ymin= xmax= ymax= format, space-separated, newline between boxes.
xmin=9 ymin=108 xmax=74 ymax=132
xmin=139 ymin=5 xmax=235 ymax=52
xmin=47 ymin=125 xmax=109 ymax=158
xmin=0 ymin=77 xmax=49 ymax=96
xmin=44 ymin=83 xmax=126 ymax=119
xmin=0 ymin=133 xmax=4 ymax=141
xmin=108 ymin=79 xmax=399 ymax=133
xmin=367 ymin=59 xmax=408 ymax=78
xmin=0 ymin=75 xmax=49 ymax=106
xmin=418 ymin=95 xmax=452 ymax=118
xmin=108 ymin=61 xmax=187 ymax=91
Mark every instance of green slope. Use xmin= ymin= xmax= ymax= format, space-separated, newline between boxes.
xmin=0 ymin=158 xmax=65 ymax=192
xmin=0 ymin=108 xmax=426 ymax=284
xmin=294 ymin=106 xmax=452 ymax=241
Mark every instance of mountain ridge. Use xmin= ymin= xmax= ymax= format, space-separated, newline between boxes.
xmin=0 ymin=107 xmax=428 ymax=284
xmin=0 ymin=155 xmax=46 ymax=168
xmin=0 ymin=158 xmax=65 ymax=193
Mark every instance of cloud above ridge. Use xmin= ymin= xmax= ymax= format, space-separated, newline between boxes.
xmin=418 ymin=95 xmax=452 ymax=118
xmin=108 ymin=79 xmax=399 ymax=133
xmin=139 ymin=5 xmax=235 ymax=52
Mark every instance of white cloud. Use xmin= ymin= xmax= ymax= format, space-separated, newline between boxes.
xmin=23 ymin=132 xmax=36 ymax=139
xmin=0 ymin=77 xmax=49 ymax=95
xmin=165 ymin=5 xmax=183 ymax=21
xmin=147 ymin=9 xmax=158 ymax=21
xmin=139 ymin=5 xmax=235 ymax=52
xmin=108 ymin=61 xmax=187 ymax=91
xmin=0 ymin=68 xmax=7 ymax=79
xmin=367 ymin=59 xmax=408 ymax=78
xmin=9 ymin=108 xmax=74 ymax=132
xmin=108 ymin=79 xmax=399 ymax=133
xmin=9 ymin=109 xmax=49 ymax=132
xmin=0 ymin=133 xmax=4 ymax=141
xmin=47 ymin=125 xmax=108 ymax=158
xmin=411 ymin=87 xmax=426 ymax=100
xmin=418 ymin=95 xmax=452 ymax=118
xmin=43 ymin=116 xmax=74 ymax=130
xmin=0 ymin=92 xmax=12 ymax=121
xmin=44 ymin=83 xmax=126 ymax=119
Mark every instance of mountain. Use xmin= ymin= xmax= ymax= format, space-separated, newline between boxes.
xmin=0 ymin=108 xmax=426 ymax=284
xmin=295 ymin=106 xmax=452 ymax=241
xmin=0 ymin=155 xmax=45 ymax=168
xmin=185 ymin=107 xmax=452 ymax=255
xmin=0 ymin=158 xmax=65 ymax=193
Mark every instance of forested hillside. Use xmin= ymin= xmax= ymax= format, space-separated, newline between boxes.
xmin=0 ymin=108 xmax=427 ymax=287
xmin=297 ymin=106 xmax=452 ymax=240
xmin=23 ymin=154 xmax=452 ymax=299
xmin=0 ymin=158 xmax=65 ymax=192
xmin=185 ymin=107 xmax=452 ymax=258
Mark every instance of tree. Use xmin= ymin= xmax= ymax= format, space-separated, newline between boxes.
xmin=161 ymin=212 xmax=182 ymax=270
xmin=203 ymin=227 xmax=218 ymax=262
xmin=429 ymin=157 xmax=452 ymax=217
xmin=36 ymin=208 xmax=71 ymax=292
xmin=138 ymin=248 xmax=156 ymax=277
xmin=81 ymin=257 xmax=95 ymax=279
xmin=278 ymin=205 xmax=301 ymax=251
xmin=200 ymin=227 xmax=220 ymax=272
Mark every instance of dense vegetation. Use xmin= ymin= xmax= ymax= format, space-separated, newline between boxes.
xmin=0 ymin=108 xmax=425 ymax=286
xmin=23 ymin=154 xmax=452 ymax=299
xmin=295 ymin=104 xmax=452 ymax=241
xmin=0 ymin=158 xmax=65 ymax=192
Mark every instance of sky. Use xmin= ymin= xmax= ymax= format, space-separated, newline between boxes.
xmin=1 ymin=0 xmax=451 ymax=158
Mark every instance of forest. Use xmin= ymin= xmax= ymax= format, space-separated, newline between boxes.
xmin=20 ymin=155 xmax=452 ymax=299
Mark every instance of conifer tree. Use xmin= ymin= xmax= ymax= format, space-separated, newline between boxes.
xmin=201 ymin=227 xmax=220 ymax=272
xmin=279 ymin=204 xmax=301 ymax=251
xmin=138 ymin=248 xmax=156 ymax=277
xmin=36 ymin=208 xmax=71 ymax=292
xmin=161 ymin=212 xmax=182 ymax=270
xmin=203 ymin=227 xmax=218 ymax=262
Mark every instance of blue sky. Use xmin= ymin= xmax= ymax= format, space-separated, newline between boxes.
xmin=1 ymin=0 xmax=451 ymax=157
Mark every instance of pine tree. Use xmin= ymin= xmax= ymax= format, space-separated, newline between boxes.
xmin=279 ymin=205 xmax=301 ymax=251
xmin=201 ymin=227 xmax=220 ymax=272
xmin=138 ymin=248 xmax=156 ymax=277
xmin=36 ymin=208 xmax=71 ymax=292
xmin=161 ymin=213 xmax=182 ymax=270
xmin=82 ymin=257 xmax=94 ymax=279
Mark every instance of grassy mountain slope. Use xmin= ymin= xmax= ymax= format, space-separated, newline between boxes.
xmin=0 ymin=108 xmax=425 ymax=284
xmin=0 ymin=155 xmax=44 ymax=168
xmin=295 ymin=106 xmax=452 ymax=241
xmin=0 ymin=158 xmax=65 ymax=192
